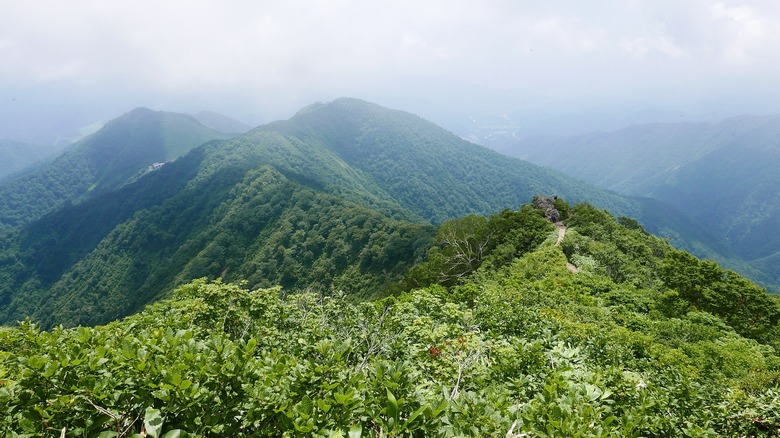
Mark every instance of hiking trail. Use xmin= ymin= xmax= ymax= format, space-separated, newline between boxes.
xmin=554 ymin=221 xmax=578 ymax=273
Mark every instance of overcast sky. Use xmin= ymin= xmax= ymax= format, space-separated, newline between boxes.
xmin=2 ymin=0 xmax=780 ymax=144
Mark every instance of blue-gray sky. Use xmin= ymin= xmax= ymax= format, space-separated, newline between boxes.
xmin=2 ymin=0 xmax=780 ymax=144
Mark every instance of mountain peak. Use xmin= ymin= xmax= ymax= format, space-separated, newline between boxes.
xmin=127 ymin=106 xmax=156 ymax=113
xmin=101 ymin=107 xmax=187 ymax=132
xmin=121 ymin=107 xmax=159 ymax=118
xmin=292 ymin=97 xmax=381 ymax=116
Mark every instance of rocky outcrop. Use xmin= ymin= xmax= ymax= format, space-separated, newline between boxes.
xmin=533 ymin=195 xmax=561 ymax=223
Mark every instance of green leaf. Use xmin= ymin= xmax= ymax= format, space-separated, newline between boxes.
xmin=402 ymin=405 xmax=427 ymax=427
xmin=245 ymin=337 xmax=258 ymax=356
xmin=296 ymin=395 xmax=313 ymax=418
xmin=386 ymin=389 xmax=399 ymax=431
xmin=144 ymin=407 xmax=164 ymax=438
xmin=293 ymin=417 xmax=314 ymax=433
xmin=334 ymin=390 xmax=354 ymax=405
xmin=317 ymin=399 xmax=332 ymax=413
xmin=43 ymin=360 xmax=59 ymax=378
xmin=348 ymin=424 xmax=362 ymax=438
xmin=27 ymin=355 xmax=47 ymax=370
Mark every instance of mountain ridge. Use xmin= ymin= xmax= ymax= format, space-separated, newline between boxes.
xmin=0 ymin=98 xmax=771 ymax=327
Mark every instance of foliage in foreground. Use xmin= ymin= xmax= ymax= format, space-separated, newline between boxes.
xmin=2 ymin=202 xmax=780 ymax=436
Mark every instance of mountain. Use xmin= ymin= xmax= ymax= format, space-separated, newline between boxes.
xmin=262 ymin=99 xmax=760 ymax=282
xmin=491 ymin=114 xmax=780 ymax=286
xmin=263 ymin=99 xmax=610 ymax=224
xmin=0 ymin=108 xmax=231 ymax=228
xmin=0 ymin=138 xmax=63 ymax=181
xmin=260 ymin=99 xmax=675 ymax=222
xmin=0 ymin=98 xmax=758 ymax=327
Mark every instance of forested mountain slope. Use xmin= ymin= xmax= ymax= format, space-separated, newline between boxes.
xmin=262 ymin=98 xmax=765 ymax=285
xmin=0 ymin=99 xmax=761 ymax=327
xmin=0 ymin=146 xmax=433 ymax=327
xmin=492 ymin=114 xmax=780 ymax=286
xmin=4 ymin=200 xmax=780 ymax=436
xmin=264 ymin=98 xmax=627 ymax=224
xmin=0 ymin=108 xmax=230 ymax=228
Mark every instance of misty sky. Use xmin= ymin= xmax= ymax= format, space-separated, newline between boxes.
xmin=2 ymin=0 xmax=780 ymax=144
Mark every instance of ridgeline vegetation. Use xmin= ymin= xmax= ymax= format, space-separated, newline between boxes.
xmin=2 ymin=199 xmax=780 ymax=436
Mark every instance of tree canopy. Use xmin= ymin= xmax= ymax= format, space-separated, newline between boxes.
xmin=3 ymin=199 xmax=780 ymax=436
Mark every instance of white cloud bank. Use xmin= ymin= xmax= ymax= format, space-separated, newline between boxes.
xmin=1 ymin=0 xmax=779 ymax=141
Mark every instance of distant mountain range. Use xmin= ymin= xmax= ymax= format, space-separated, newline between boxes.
xmin=0 ymin=98 xmax=770 ymax=327
xmin=492 ymin=114 xmax=780 ymax=287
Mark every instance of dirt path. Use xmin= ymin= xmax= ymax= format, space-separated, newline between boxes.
xmin=554 ymin=222 xmax=566 ymax=245
xmin=554 ymin=222 xmax=578 ymax=273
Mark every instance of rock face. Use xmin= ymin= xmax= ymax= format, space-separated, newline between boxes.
xmin=533 ymin=195 xmax=561 ymax=223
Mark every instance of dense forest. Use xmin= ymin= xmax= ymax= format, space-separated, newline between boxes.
xmin=2 ymin=199 xmax=780 ymax=436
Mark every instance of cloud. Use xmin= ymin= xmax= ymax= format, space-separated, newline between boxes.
xmin=1 ymin=0 xmax=780 ymax=141
xmin=620 ymin=36 xmax=686 ymax=59
xmin=710 ymin=2 xmax=780 ymax=67
xmin=2 ymin=1 xmax=778 ymax=88
xmin=528 ymin=16 xmax=608 ymax=53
